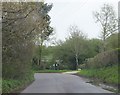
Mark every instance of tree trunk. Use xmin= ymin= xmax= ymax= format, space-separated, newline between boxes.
xmin=39 ymin=45 xmax=42 ymax=66
xmin=38 ymin=41 xmax=43 ymax=67
xmin=37 ymin=58 xmax=39 ymax=65
xmin=75 ymin=54 xmax=79 ymax=70
xmin=103 ymin=28 xmax=106 ymax=52
xmin=103 ymin=36 xmax=106 ymax=52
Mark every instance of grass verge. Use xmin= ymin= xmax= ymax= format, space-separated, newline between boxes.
xmin=77 ymin=65 xmax=119 ymax=92
xmin=2 ymin=71 xmax=34 ymax=93
xmin=77 ymin=65 xmax=118 ymax=85
xmin=0 ymin=79 xmax=1 ymax=94
xmin=33 ymin=70 xmax=72 ymax=73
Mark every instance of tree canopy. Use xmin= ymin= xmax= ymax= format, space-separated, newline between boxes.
xmin=93 ymin=4 xmax=118 ymax=51
xmin=2 ymin=2 xmax=53 ymax=79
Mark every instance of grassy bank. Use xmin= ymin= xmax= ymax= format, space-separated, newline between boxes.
xmin=77 ymin=65 xmax=118 ymax=85
xmin=2 ymin=79 xmax=34 ymax=93
xmin=34 ymin=70 xmax=72 ymax=73
xmin=2 ymin=71 xmax=34 ymax=93
xmin=0 ymin=79 xmax=1 ymax=94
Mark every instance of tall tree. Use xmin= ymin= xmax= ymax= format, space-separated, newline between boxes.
xmin=34 ymin=3 xmax=53 ymax=67
xmin=2 ymin=2 xmax=53 ymax=79
xmin=67 ymin=25 xmax=86 ymax=70
xmin=93 ymin=4 xmax=118 ymax=51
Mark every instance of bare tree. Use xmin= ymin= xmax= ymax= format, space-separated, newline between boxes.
xmin=68 ymin=25 xmax=86 ymax=70
xmin=93 ymin=4 xmax=118 ymax=51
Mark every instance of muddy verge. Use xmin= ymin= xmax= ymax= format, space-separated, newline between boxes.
xmin=73 ymin=73 xmax=119 ymax=93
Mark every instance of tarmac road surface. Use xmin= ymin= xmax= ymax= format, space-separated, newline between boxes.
xmin=21 ymin=73 xmax=112 ymax=93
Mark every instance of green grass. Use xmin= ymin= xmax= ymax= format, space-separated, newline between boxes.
xmin=2 ymin=78 xmax=34 ymax=93
xmin=2 ymin=71 xmax=34 ymax=93
xmin=0 ymin=79 xmax=1 ymax=94
xmin=34 ymin=70 xmax=72 ymax=73
xmin=3 ymin=79 xmax=21 ymax=93
xmin=77 ymin=65 xmax=119 ymax=85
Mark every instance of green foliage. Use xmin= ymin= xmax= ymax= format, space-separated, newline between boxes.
xmin=3 ymin=80 xmax=21 ymax=93
xmin=51 ymin=38 xmax=102 ymax=70
xmin=0 ymin=79 xmax=1 ymax=94
xmin=81 ymin=48 xmax=119 ymax=69
xmin=33 ymin=70 xmax=72 ymax=73
xmin=2 ymin=2 xmax=53 ymax=79
xmin=32 ymin=46 xmax=54 ymax=70
xmin=2 ymin=2 xmax=53 ymax=92
xmin=52 ymin=43 xmax=76 ymax=70
xmin=86 ymin=39 xmax=102 ymax=57
xmin=2 ymin=70 xmax=34 ymax=93
xmin=78 ymin=65 xmax=118 ymax=85
xmin=106 ymin=33 xmax=119 ymax=50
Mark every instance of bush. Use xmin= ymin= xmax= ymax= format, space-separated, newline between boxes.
xmin=81 ymin=48 xmax=119 ymax=69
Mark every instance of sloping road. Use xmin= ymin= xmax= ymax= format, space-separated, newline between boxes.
xmin=21 ymin=73 xmax=112 ymax=93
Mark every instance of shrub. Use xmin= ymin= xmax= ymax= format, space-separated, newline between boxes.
xmin=81 ymin=48 xmax=119 ymax=69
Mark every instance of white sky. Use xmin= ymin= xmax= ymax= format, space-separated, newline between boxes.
xmin=45 ymin=0 xmax=119 ymax=41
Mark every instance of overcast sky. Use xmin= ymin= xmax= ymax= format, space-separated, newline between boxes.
xmin=45 ymin=0 xmax=119 ymax=41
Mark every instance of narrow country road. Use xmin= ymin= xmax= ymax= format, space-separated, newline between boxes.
xmin=21 ymin=73 xmax=112 ymax=93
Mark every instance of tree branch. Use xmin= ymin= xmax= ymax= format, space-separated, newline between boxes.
xmin=3 ymin=7 xmax=28 ymax=14
xmin=3 ymin=9 xmax=34 ymax=21
xmin=3 ymin=9 xmax=34 ymax=27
